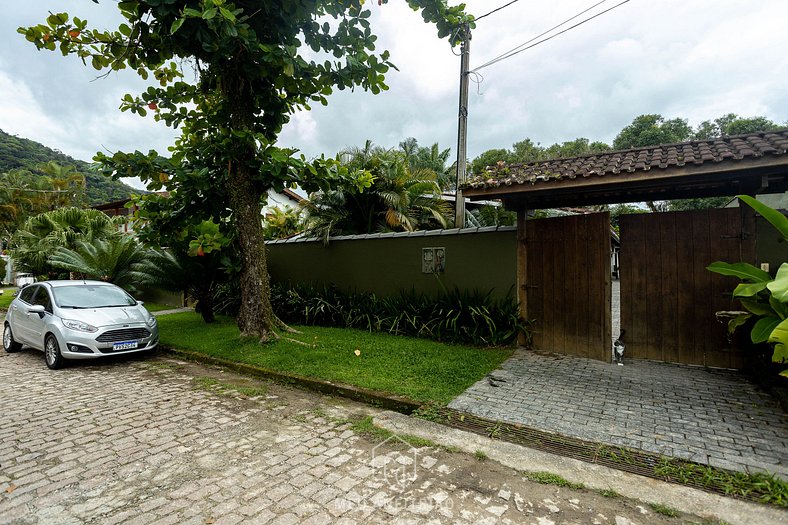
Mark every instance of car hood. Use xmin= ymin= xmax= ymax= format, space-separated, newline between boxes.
xmin=57 ymin=306 xmax=149 ymax=327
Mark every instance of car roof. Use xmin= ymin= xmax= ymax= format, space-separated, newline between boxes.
xmin=40 ymin=280 xmax=118 ymax=288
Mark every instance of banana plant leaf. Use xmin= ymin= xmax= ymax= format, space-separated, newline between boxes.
xmin=706 ymin=261 xmax=771 ymax=283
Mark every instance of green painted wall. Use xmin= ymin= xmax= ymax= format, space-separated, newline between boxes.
xmin=756 ymin=216 xmax=788 ymax=275
xmin=267 ymin=229 xmax=517 ymax=299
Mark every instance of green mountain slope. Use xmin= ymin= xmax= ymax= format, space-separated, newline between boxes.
xmin=0 ymin=129 xmax=139 ymax=205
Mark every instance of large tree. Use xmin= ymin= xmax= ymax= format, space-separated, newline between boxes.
xmin=20 ymin=1 xmax=472 ymax=341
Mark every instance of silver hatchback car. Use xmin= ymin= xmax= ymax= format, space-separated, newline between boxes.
xmin=3 ymin=280 xmax=158 ymax=369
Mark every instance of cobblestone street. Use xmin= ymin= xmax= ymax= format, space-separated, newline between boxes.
xmin=0 ymin=348 xmax=743 ymax=525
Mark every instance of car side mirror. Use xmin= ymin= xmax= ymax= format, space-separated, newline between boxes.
xmin=28 ymin=305 xmax=46 ymax=318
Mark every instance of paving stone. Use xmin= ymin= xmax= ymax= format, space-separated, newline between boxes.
xmin=448 ymin=283 xmax=788 ymax=479
xmin=0 ymin=347 xmax=734 ymax=525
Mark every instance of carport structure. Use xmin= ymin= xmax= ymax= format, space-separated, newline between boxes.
xmin=463 ymin=130 xmax=788 ymax=367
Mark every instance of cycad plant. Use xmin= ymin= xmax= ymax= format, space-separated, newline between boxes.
xmin=49 ymin=236 xmax=150 ymax=292
xmin=12 ymin=207 xmax=125 ymax=278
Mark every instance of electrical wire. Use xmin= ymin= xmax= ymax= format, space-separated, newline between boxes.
xmin=472 ymin=0 xmax=631 ymax=73
xmin=475 ymin=0 xmax=522 ymax=22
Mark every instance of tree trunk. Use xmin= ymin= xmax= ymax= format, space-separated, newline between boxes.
xmin=223 ymin=60 xmax=277 ymax=341
xmin=227 ymin=162 xmax=276 ymax=339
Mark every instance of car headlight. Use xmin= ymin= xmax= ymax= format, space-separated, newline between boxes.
xmin=62 ymin=319 xmax=99 ymax=333
xmin=146 ymin=315 xmax=157 ymax=327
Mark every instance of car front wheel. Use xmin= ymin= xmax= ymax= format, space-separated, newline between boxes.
xmin=45 ymin=334 xmax=65 ymax=370
xmin=3 ymin=323 xmax=22 ymax=353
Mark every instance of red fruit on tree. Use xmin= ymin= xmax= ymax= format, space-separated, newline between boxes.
xmin=197 ymin=246 xmax=205 ymax=257
xmin=147 ymin=102 xmax=158 ymax=110
xmin=68 ymin=30 xmax=80 ymax=39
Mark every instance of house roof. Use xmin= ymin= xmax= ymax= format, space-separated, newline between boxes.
xmin=463 ymin=130 xmax=788 ymax=208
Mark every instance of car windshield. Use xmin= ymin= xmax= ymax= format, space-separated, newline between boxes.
xmin=52 ymin=285 xmax=137 ymax=309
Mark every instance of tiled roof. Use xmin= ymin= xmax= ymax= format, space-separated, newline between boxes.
xmin=465 ymin=130 xmax=788 ymax=191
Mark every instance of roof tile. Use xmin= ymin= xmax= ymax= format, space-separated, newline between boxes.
xmin=465 ymin=130 xmax=788 ymax=191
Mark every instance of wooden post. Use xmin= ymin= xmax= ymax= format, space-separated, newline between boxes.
xmin=517 ymin=208 xmax=528 ymax=346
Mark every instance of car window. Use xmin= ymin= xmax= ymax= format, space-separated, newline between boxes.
xmin=52 ymin=285 xmax=136 ymax=309
xmin=31 ymin=287 xmax=53 ymax=313
xmin=18 ymin=285 xmax=37 ymax=304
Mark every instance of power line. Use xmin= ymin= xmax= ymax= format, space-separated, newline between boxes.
xmin=475 ymin=0 xmax=522 ymax=22
xmin=473 ymin=0 xmax=631 ymax=73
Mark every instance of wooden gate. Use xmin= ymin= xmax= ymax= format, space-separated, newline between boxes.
xmin=619 ymin=208 xmax=754 ymax=368
xmin=523 ymin=212 xmax=611 ymax=361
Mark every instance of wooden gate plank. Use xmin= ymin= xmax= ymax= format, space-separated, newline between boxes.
xmin=691 ymin=210 xmax=714 ymax=366
xmin=644 ymin=213 xmax=664 ymax=361
xmin=659 ymin=213 xmax=680 ymax=363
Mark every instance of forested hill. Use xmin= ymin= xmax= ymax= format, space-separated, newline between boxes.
xmin=0 ymin=129 xmax=138 ymax=205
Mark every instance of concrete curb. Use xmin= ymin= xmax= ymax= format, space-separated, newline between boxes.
xmin=160 ymin=346 xmax=422 ymax=414
xmin=373 ymin=411 xmax=786 ymax=525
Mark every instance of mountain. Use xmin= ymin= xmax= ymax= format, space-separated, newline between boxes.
xmin=0 ymin=129 xmax=140 ymax=205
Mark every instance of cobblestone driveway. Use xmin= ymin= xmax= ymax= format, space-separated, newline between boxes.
xmin=449 ymin=349 xmax=788 ymax=478
xmin=0 ymin=348 xmax=713 ymax=524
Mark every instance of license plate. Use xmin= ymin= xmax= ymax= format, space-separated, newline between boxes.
xmin=113 ymin=341 xmax=139 ymax=351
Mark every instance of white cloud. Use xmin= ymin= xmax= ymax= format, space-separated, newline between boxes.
xmin=1 ymin=0 xmax=786 ymax=169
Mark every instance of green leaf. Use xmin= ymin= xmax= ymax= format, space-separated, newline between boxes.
xmin=170 ymin=18 xmax=185 ymax=34
xmin=767 ymin=263 xmax=788 ymax=302
xmin=740 ymin=298 xmax=776 ymax=317
xmin=738 ymin=195 xmax=788 ymax=240
xmin=706 ymin=261 xmax=772 ymax=282
xmin=202 ymin=8 xmax=217 ymax=20
xmin=733 ymin=281 xmax=768 ymax=297
xmin=768 ymin=318 xmax=788 ymax=347
xmin=770 ymin=295 xmax=788 ymax=320
xmin=727 ymin=313 xmax=750 ymax=334
xmin=772 ymin=343 xmax=788 ymax=364
xmin=752 ymin=316 xmax=782 ymax=343
xmin=219 ymin=7 xmax=236 ymax=21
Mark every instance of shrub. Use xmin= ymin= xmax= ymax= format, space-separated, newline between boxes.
xmin=267 ymin=282 xmax=530 ymax=347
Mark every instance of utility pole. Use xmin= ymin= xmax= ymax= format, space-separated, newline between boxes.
xmin=454 ymin=23 xmax=471 ymax=228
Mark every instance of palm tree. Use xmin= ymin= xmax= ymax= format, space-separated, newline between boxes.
xmin=301 ymin=141 xmax=451 ymax=242
xmin=49 ymin=236 xmax=150 ymax=291
xmin=12 ymin=207 xmax=125 ymax=278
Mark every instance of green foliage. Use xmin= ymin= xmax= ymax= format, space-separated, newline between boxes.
xmin=613 ymin=114 xmax=694 ymax=150
xmin=693 ymin=113 xmax=782 ymax=139
xmin=666 ymin=197 xmax=730 ymax=211
xmin=400 ymin=137 xmax=453 ymax=189
xmin=49 ymin=237 xmax=151 ymax=291
xmin=468 ymin=204 xmax=516 ymax=227
xmin=263 ymin=206 xmax=303 ymax=240
xmin=655 ymin=457 xmax=788 ymax=506
xmin=707 ymin=196 xmax=788 ymax=375
xmin=648 ymin=502 xmax=679 ymax=517
xmin=470 ymin=138 xmax=609 ymax=175
xmin=523 ymin=471 xmax=585 ymax=489
xmin=267 ymin=283 xmax=529 ymax=347
xmin=19 ymin=0 xmax=471 ymax=339
xmin=301 ymin=140 xmax=452 ymax=241
xmin=11 ymin=207 xmax=125 ymax=278
xmin=0 ymin=129 xmax=135 ymax=206
xmin=127 ymin=190 xmax=241 ymax=324
xmin=156 ymin=312 xmax=512 ymax=405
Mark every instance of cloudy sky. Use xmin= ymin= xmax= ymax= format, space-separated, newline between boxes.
xmin=2 ymin=1 xmax=787 ymax=189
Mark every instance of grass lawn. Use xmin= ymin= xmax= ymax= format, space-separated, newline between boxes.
xmin=142 ymin=302 xmax=179 ymax=313
xmin=0 ymin=288 xmax=17 ymax=310
xmin=156 ymin=311 xmax=512 ymax=405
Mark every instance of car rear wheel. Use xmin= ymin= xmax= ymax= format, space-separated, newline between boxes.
xmin=45 ymin=334 xmax=65 ymax=370
xmin=3 ymin=323 xmax=22 ymax=353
